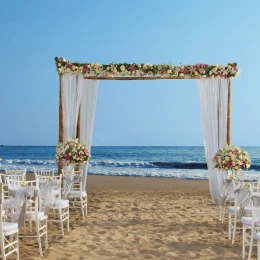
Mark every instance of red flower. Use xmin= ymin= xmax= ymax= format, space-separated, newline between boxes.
xmin=83 ymin=65 xmax=89 ymax=72
xmin=66 ymin=62 xmax=73 ymax=68
xmin=227 ymin=160 xmax=233 ymax=167
xmin=242 ymin=159 xmax=247 ymax=166
xmin=182 ymin=67 xmax=189 ymax=74
xmin=129 ymin=64 xmax=136 ymax=71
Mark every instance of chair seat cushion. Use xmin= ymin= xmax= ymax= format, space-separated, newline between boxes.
xmin=2 ymin=222 xmax=18 ymax=232
xmin=55 ymin=199 xmax=69 ymax=206
xmin=228 ymin=206 xmax=252 ymax=214
xmin=67 ymin=191 xmax=86 ymax=197
xmin=47 ymin=200 xmax=69 ymax=208
xmin=25 ymin=211 xmax=45 ymax=219
xmin=226 ymin=195 xmax=234 ymax=201
xmin=241 ymin=216 xmax=260 ymax=226
xmin=255 ymin=232 xmax=260 ymax=241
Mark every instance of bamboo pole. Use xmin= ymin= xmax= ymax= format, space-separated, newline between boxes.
xmin=76 ymin=108 xmax=80 ymax=141
xmin=227 ymin=79 xmax=232 ymax=145
xmin=76 ymin=108 xmax=81 ymax=171
xmin=58 ymin=75 xmax=63 ymax=174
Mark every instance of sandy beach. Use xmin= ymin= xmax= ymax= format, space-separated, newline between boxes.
xmin=5 ymin=175 xmax=249 ymax=260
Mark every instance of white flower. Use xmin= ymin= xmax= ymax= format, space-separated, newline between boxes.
xmin=179 ymin=73 xmax=184 ymax=77
xmin=167 ymin=70 xmax=172 ymax=74
xmin=138 ymin=64 xmax=141 ymax=68
xmin=194 ymin=71 xmax=198 ymax=76
xmin=62 ymin=57 xmax=66 ymax=62
xmin=120 ymin=65 xmax=125 ymax=71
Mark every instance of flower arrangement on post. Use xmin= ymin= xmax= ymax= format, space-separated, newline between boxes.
xmin=55 ymin=137 xmax=90 ymax=166
xmin=213 ymin=144 xmax=251 ymax=178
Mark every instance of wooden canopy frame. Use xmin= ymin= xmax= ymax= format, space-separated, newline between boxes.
xmin=56 ymin=57 xmax=235 ymax=172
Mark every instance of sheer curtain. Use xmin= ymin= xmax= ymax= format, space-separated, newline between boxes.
xmin=62 ymin=74 xmax=83 ymax=140
xmin=79 ymin=79 xmax=99 ymax=191
xmin=197 ymin=79 xmax=228 ymax=203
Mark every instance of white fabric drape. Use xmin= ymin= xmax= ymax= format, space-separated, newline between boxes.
xmin=198 ymin=79 xmax=229 ymax=203
xmin=62 ymin=74 xmax=83 ymax=140
xmin=79 ymin=79 xmax=99 ymax=191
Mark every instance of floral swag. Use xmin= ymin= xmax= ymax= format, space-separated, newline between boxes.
xmin=54 ymin=57 xmax=240 ymax=79
xmin=55 ymin=137 xmax=90 ymax=166
xmin=213 ymin=144 xmax=251 ymax=174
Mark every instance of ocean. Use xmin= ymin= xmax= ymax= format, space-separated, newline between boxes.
xmin=1 ymin=146 xmax=260 ymax=180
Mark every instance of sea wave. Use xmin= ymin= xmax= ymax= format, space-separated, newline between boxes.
xmin=1 ymin=159 xmax=260 ymax=170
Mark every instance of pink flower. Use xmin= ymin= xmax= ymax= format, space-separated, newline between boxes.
xmin=182 ymin=67 xmax=189 ymax=74
xmin=83 ymin=65 xmax=89 ymax=72
xmin=242 ymin=159 xmax=247 ymax=166
xmin=85 ymin=149 xmax=89 ymax=155
xmin=227 ymin=160 xmax=233 ymax=167
xmin=66 ymin=62 xmax=73 ymax=68
xmin=129 ymin=64 xmax=136 ymax=71
xmin=64 ymin=154 xmax=70 ymax=161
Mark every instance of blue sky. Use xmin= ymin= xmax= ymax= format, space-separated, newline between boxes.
xmin=0 ymin=0 xmax=259 ymax=146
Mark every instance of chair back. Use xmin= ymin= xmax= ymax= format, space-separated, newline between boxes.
xmin=0 ymin=182 xmax=3 ymax=231
xmin=61 ymin=169 xmax=83 ymax=198
xmin=35 ymin=173 xmax=62 ymax=184
xmin=34 ymin=168 xmax=55 ymax=177
xmin=5 ymin=169 xmax=26 ymax=180
xmin=39 ymin=179 xmax=62 ymax=209
xmin=3 ymin=171 xmax=26 ymax=185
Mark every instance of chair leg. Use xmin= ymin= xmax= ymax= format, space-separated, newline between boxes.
xmin=222 ymin=203 xmax=226 ymax=224
xmin=228 ymin=213 xmax=232 ymax=240
xmin=45 ymin=219 xmax=48 ymax=250
xmin=9 ymin=235 xmax=13 ymax=252
xmin=67 ymin=207 xmax=70 ymax=232
xmin=219 ymin=206 xmax=222 ymax=222
xmin=85 ymin=197 xmax=88 ymax=217
xmin=36 ymin=222 xmax=43 ymax=256
xmin=243 ymin=225 xmax=246 ymax=259
xmin=16 ymin=232 xmax=19 ymax=260
xmin=258 ymin=241 xmax=260 ymax=260
xmin=248 ymin=227 xmax=255 ymax=260
xmin=59 ymin=208 xmax=64 ymax=236
xmin=232 ymin=214 xmax=238 ymax=244
xmin=81 ymin=198 xmax=85 ymax=219
xmin=1 ymin=237 xmax=6 ymax=260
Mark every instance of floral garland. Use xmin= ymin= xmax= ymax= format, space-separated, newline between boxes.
xmin=213 ymin=144 xmax=251 ymax=173
xmin=54 ymin=57 xmax=240 ymax=79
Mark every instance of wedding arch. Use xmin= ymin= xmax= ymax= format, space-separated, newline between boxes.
xmin=54 ymin=57 xmax=240 ymax=203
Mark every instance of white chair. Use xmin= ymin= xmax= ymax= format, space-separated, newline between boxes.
xmin=39 ymin=178 xmax=69 ymax=236
xmin=34 ymin=170 xmax=60 ymax=184
xmin=62 ymin=169 xmax=87 ymax=219
xmin=34 ymin=168 xmax=55 ymax=178
xmin=219 ymin=177 xmax=236 ymax=223
xmin=228 ymin=187 xmax=251 ymax=244
xmin=241 ymin=195 xmax=260 ymax=259
xmin=5 ymin=169 xmax=26 ymax=176
xmin=0 ymin=182 xmax=19 ymax=260
xmin=7 ymin=179 xmax=48 ymax=257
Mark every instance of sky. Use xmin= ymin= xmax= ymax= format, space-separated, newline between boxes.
xmin=0 ymin=0 xmax=259 ymax=146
